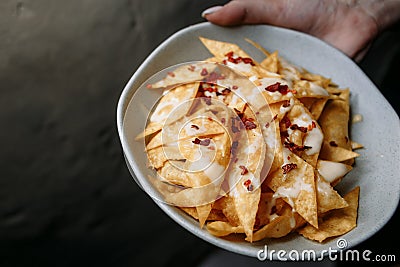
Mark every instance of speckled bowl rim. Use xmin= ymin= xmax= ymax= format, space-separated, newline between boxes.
xmin=117 ymin=22 xmax=400 ymax=260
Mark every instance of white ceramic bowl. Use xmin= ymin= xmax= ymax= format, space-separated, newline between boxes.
xmin=117 ymin=22 xmax=400 ymax=260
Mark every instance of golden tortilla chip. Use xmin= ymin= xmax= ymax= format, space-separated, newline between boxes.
xmin=320 ymin=141 xmax=360 ymax=162
xmin=267 ymin=150 xmax=318 ymax=228
xmin=316 ymin=172 xmax=348 ymax=214
xmin=206 ymin=221 xmax=244 ymax=237
xmin=298 ymin=186 xmax=360 ymax=242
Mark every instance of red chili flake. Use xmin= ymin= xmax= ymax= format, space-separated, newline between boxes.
xmin=290 ymin=124 xmax=308 ymax=133
xmin=207 ymin=117 xmax=213 ymax=121
xmin=265 ymin=82 xmax=280 ymax=92
xmin=232 ymin=85 xmax=238 ymax=90
xmin=281 ymin=116 xmax=291 ymax=128
xmin=146 ymin=84 xmax=152 ymax=89
xmin=243 ymin=179 xmax=254 ymax=191
xmin=208 ymin=146 xmax=215 ymax=150
xmin=221 ymin=118 xmax=226 ymax=124
xmin=225 ymin=51 xmax=234 ymax=58
xmin=272 ymin=114 xmax=278 ymax=121
xmin=284 ymin=140 xmax=312 ymax=152
xmin=203 ymin=86 xmax=217 ymax=93
xmin=291 ymin=89 xmax=297 ymax=94
xmin=244 ymin=119 xmax=257 ymax=130
xmin=265 ymin=122 xmax=270 ymax=128
xmin=281 ymin=130 xmax=289 ymax=138
xmin=224 ymin=51 xmax=255 ymax=66
xmin=256 ymin=111 xmax=260 ymax=115
xmin=191 ymin=124 xmax=199 ymax=130
xmin=239 ymin=165 xmax=248 ymax=175
xmin=282 ymin=163 xmax=297 ymax=174
xmin=222 ymin=59 xmax=227 ymax=65
xmin=187 ymin=65 xmax=196 ymax=72
xmin=200 ymin=68 xmax=208 ymax=76
xmin=167 ymin=71 xmax=175 ymax=77
xmin=221 ymin=88 xmax=231 ymax=95
xmin=210 ymin=110 xmax=218 ymax=115
xmin=312 ymin=121 xmax=316 ymax=128
xmin=265 ymin=82 xmax=291 ymax=95
xmin=287 ymin=156 xmax=291 ymax=160
xmin=192 ymin=138 xmax=211 ymax=146
xmin=282 ymin=100 xmax=291 ymax=108
xmin=234 ymin=158 xmax=239 ymax=163
xmin=329 ymin=141 xmax=338 ymax=147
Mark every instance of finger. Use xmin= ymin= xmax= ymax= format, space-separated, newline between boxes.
xmin=202 ymin=0 xmax=277 ymax=26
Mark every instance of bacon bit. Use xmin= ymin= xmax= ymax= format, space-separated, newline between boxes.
xmin=281 ymin=116 xmax=291 ymax=128
xmin=329 ymin=141 xmax=338 ymax=147
xmin=290 ymin=124 xmax=308 ymax=133
xmin=232 ymin=85 xmax=238 ymax=90
xmin=282 ymin=163 xmax=297 ymax=174
xmin=192 ymin=138 xmax=211 ymax=146
xmin=200 ymin=68 xmax=208 ymax=76
xmin=221 ymin=118 xmax=226 ymax=124
xmin=239 ymin=165 xmax=248 ymax=175
xmin=167 ymin=71 xmax=175 ymax=77
xmin=282 ymin=100 xmax=291 ymax=108
xmin=187 ymin=65 xmax=196 ymax=72
xmin=191 ymin=124 xmax=199 ymax=130
xmin=146 ymin=84 xmax=152 ymax=89
xmin=265 ymin=122 xmax=270 ymax=128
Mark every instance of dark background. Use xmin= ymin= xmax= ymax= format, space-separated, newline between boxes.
xmin=0 ymin=0 xmax=398 ymax=266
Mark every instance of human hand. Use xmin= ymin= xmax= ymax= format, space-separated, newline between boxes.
xmin=202 ymin=0 xmax=400 ymax=61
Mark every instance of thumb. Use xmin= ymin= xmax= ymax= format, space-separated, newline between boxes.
xmin=202 ymin=0 xmax=275 ymax=26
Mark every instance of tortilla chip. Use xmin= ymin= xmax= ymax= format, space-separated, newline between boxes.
xmin=250 ymin=215 xmax=294 ymax=241
xmin=206 ymin=221 xmax=244 ymax=237
xmin=320 ymin=141 xmax=360 ymax=162
xmin=351 ymin=141 xmax=364 ymax=150
xmin=267 ymin=150 xmax=318 ymax=228
xmin=316 ymin=172 xmax=348 ymax=214
xmin=298 ymin=186 xmax=360 ymax=242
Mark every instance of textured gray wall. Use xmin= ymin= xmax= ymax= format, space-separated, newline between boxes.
xmin=0 ymin=0 xmax=398 ymax=266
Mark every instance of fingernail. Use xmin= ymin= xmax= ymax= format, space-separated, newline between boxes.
xmin=201 ymin=6 xmax=223 ymax=18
